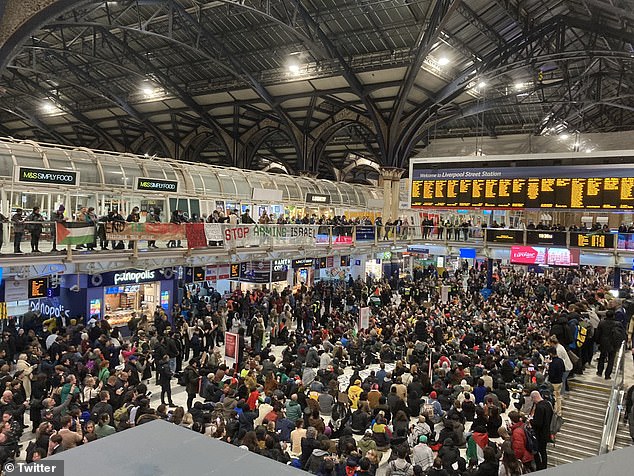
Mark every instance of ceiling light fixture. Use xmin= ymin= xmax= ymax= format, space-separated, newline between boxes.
xmin=41 ymin=100 xmax=57 ymax=114
xmin=560 ymin=133 xmax=569 ymax=140
xmin=288 ymin=63 xmax=301 ymax=75
xmin=438 ymin=57 xmax=450 ymax=66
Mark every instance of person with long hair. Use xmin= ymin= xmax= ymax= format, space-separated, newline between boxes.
xmin=499 ymin=442 xmax=524 ymax=476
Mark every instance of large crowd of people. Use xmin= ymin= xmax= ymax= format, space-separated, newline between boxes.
xmin=0 ymin=263 xmax=632 ymax=475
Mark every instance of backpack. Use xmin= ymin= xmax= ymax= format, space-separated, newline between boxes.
xmin=113 ymin=405 xmax=129 ymax=426
xmin=611 ymin=324 xmax=627 ymax=346
xmin=523 ymin=425 xmax=538 ymax=455
xmin=561 ymin=323 xmax=573 ymax=346
xmin=420 ymin=402 xmax=434 ymax=421
xmin=388 ymin=460 xmax=412 ymax=476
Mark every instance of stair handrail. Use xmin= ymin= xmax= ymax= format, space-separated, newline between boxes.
xmin=598 ymin=340 xmax=626 ymax=454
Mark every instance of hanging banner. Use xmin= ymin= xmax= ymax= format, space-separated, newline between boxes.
xmin=225 ymin=332 xmax=239 ymax=367
xmin=222 ymin=224 xmax=318 ymax=249
xmin=205 ymin=223 xmax=224 ymax=242
xmin=185 ymin=223 xmax=207 ymax=249
xmin=0 ymin=303 xmax=7 ymax=320
xmin=105 ymin=222 xmax=185 ymax=241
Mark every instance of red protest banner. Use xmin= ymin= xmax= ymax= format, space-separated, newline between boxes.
xmin=185 ymin=223 xmax=207 ymax=249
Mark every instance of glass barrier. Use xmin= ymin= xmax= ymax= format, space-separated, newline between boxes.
xmin=599 ymin=341 xmax=626 ymax=454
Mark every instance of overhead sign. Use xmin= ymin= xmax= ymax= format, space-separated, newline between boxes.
xmin=28 ymin=277 xmax=48 ymax=299
xmin=526 ymin=230 xmax=567 ymax=246
xmin=271 ymin=259 xmax=290 ymax=282
xmin=510 ymin=246 xmax=579 ymax=266
xmin=410 ymin=163 xmax=634 ymax=209
xmin=3 ymin=280 xmax=28 ymax=302
xmin=305 ymin=193 xmax=331 ymax=204
xmin=16 ymin=166 xmax=79 ymax=186
xmin=292 ymin=258 xmax=314 ymax=268
xmin=239 ymin=261 xmax=271 ymax=283
xmin=135 ymin=177 xmax=178 ymax=193
xmin=192 ymin=267 xmax=206 ymax=282
xmin=485 ymin=229 xmax=524 ymax=243
xmin=572 ymin=232 xmax=615 ymax=249
xmin=230 ymin=263 xmax=240 ymax=279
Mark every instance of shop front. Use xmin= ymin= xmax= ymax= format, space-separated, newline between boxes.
xmin=292 ymin=258 xmax=315 ymax=286
xmin=87 ymin=268 xmax=177 ymax=327
xmin=228 ymin=261 xmax=272 ymax=292
xmin=271 ymin=259 xmax=291 ymax=290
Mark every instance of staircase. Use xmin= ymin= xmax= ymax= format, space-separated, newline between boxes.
xmin=547 ymin=379 xmax=611 ymax=466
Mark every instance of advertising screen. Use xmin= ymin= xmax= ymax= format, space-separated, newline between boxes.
xmin=510 ymin=246 xmax=547 ymax=265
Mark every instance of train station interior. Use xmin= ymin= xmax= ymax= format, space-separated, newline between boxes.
xmin=0 ymin=1 xmax=633 ymax=475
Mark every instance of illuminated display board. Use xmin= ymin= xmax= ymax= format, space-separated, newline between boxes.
xmin=411 ymin=163 xmax=634 ymax=209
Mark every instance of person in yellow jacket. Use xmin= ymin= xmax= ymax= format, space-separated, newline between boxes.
xmin=43 ymin=317 xmax=57 ymax=334
xmin=348 ymin=379 xmax=363 ymax=409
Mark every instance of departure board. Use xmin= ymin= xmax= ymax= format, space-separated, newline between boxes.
xmin=411 ymin=164 xmax=634 ymax=209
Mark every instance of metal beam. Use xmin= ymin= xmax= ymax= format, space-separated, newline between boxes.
xmin=40 ymin=48 xmax=172 ymax=155
xmin=289 ymin=0 xmax=387 ymax=164
xmin=7 ymin=67 xmax=123 ymax=151
xmin=0 ymin=106 xmax=69 ymax=144
xmin=168 ymin=0 xmax=304 ymax=164
xmin=388 ymin=0 xmax=461 ymax=161
xmin=90 ymin=25 xmax=232 ymax=161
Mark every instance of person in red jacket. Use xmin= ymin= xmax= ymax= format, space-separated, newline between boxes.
xmin=508 ymin=411 xmax=535 ymax=473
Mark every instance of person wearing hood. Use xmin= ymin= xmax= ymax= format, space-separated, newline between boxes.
xmin=357 ymin=429 xmax=378 ymax=457
xmin=305 ymin=438 xmax=330 ymax=473
xmin=466 ymin=423 xmax=490 ymax=464
xmin=300 ymin=426 xmax=320 ymax=469
xmin=438 ymin=437 xmax=459 ymax=470
xmin=508 ymin=411 xmax=535 ymax=472
xmin=348 ymin=379 xmax=363 ymax=409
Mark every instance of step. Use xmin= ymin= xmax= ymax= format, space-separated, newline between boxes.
xmin=550 ymin=437 xmax=600 ymax=453
xmin=558 ymin=427 xmax=603 ymax=440
xmin=548 ymin=445 xmax=595 ymax=461
xmin=548 ymin=442 xmax=597 ymax=458
xmin=547 ymin=453 xmax=581 ymax=466
xmin=563 ymin=395 xmax=611 ymax=407
xmin=562 ymin=401 xmax=607 ymax=416
xmin=560 ymin=418 xmax=606 ymax=432
xmin=568 ymin=381 xmax=613 ymax=392
xmin=554 ymin=430 xmax=603 ymax=447
xmin=565 ymin=385 xmax=611 ymax=396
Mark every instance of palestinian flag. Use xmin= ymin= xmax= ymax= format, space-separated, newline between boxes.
xmin=56 ymin=222 xmax=94 ymax=245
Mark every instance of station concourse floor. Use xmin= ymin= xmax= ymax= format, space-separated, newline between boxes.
xmin=14 ymin=314 xmax=634 ymax=474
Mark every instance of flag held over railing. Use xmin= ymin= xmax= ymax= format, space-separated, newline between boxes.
xmin=56 ymin=222 xmax=94 ymax=245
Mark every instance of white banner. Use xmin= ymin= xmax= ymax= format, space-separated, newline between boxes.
xmin=222 ymin=224 xmax=318 ymax=249
xmin=359 ymin=307 xmax=370 ymax=330
xmin=204 ymin=223 xmax=224 ymax=242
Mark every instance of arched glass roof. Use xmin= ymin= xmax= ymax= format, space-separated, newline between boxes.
xmin=0 ymin=138 xmax=383 ymax=210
